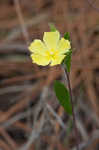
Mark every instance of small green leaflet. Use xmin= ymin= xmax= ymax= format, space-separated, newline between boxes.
xmin=64 ymin=32 xmax=72 ymax=72
xmin=54 ymin=80 xmax=72 ymax=115
xmin=49 ymin=23 xmax=57 ymax=32
xmin=64 ymin=32 xmax=70 ymax=41
xmin=64 ymin=49 xmax=72 ymax=73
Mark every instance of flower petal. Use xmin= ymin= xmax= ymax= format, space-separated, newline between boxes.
xmin=57 ymin=38 xmax=71 ymax=54
xmin=28 ymin=40 xmax=46 ymax=55
xmin=31 ymin=54 xmax=50 ymax=66
xmin=43 ymin=31 xmax=60 ymax=50
xmin=50 ymin=55 xmax=65 ymax=66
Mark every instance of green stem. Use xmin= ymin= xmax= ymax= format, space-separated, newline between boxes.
xmin=62 ymin=65 xmax=79 ymax=150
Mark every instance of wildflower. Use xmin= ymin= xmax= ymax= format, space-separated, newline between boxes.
xmin=28 ymin=31 xmax=71 ymax=66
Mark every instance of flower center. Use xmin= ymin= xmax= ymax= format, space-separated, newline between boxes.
xmin=46 ymin=49 xmax=58 ymax=59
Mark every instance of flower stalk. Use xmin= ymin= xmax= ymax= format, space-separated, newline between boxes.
xmin=63 ymin=65 xmax=79 ymax=150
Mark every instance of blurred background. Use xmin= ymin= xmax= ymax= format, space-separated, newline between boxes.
xmin=0 ymin=0 xmax=99 ymax=150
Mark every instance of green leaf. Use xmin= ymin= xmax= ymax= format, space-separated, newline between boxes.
xmin=54 ymin=80 xmax=72 ymax=115
xmin=64 ymin=32 xmax=70 ymax=41
xmin=49 ymin=23 xmax=57 ymax=32
xmin=64 ymin=50 xmax=72 ymax=72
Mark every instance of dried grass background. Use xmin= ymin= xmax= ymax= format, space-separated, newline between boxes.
xmin=0 ymin=0 xmax=99 ymax=150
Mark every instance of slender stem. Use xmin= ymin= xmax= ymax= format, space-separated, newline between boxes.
xmin=62 ymin=65 xmax=79 ymax=150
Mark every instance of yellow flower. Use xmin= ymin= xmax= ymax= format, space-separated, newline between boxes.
xmin=28 ymin=31 xmax=71 ymax=66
